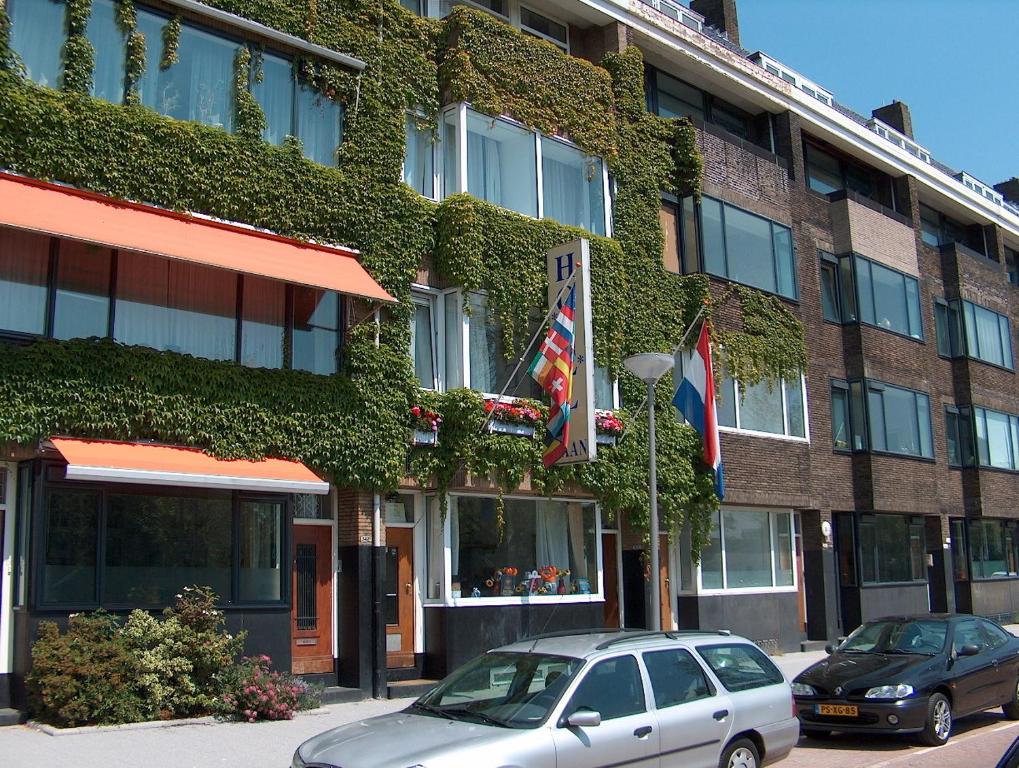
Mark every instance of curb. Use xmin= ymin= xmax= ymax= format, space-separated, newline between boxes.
xmin=27 ymin=707 xmax=333 ymax=737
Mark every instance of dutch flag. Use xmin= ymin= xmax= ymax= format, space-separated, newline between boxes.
xmin=672 ymin=323 xmax=724 ymax=500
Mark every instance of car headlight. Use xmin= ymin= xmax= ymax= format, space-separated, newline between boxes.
xmin=791 ymin=682 xmax=817 ymax=697
xmin=865 ymin=684 xmax=914 ymax=699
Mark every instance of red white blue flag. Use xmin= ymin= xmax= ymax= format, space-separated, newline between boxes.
xmin=528 ymin=285 xmax=576 ymax=468
xmin=672 ymin=323 xmax=724 ymax=499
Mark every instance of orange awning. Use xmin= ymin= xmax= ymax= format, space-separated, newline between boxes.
xmin=50 ymin=438 xmax=329 ymax=495
xmin=0 ymin=171 xmax=394 ymax=304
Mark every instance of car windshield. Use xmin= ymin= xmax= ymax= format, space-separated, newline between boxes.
xmin=413 ymin=651 xmax=584 ymax=729
xmin=839 ymin=620 xmax=947 ymax=655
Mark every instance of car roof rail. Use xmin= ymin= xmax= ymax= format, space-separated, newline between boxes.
xmin=520 ymin=627 xmax=630 ymax=644
xmin=594 ymin=629 xmax=733 ymax=650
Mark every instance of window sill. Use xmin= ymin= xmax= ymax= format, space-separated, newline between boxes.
xmin=428 ymin=594 xmax=605 ymax=607
xmin=860 ymin=581 xmax=927 ymax=589
xmin=695 ymin=586 xmax=798 ymax=597
xmin=718 ymin=427 xmax=808 ymax=444
xmin=868 ymin=450 xmax=936 ymax=464
xmin=853 ymin=320 xmax=925 ymax=345
xmin=971 ymin=575 xmax=1019 ymax=583
xmin=704 ymin=272 xmax=799 ymax=306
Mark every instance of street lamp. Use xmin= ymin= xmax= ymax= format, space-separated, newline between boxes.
xmin=623 ymin=352 xmax=675 ymax=632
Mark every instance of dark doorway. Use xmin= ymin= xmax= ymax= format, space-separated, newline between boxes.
xmin=622 ymin=550 xmax=647 ymax=629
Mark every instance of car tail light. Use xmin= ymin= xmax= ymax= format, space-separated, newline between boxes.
xmin=791 ymin=694 xmax=797 ymax=717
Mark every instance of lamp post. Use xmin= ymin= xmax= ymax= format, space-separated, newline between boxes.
xmin=623 ymin=352 xmax=675 ymax=632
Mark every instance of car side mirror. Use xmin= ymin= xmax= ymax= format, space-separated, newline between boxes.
xmin=824 ymin=643 xmax=837 ymax=655
xmin=566 ymin=710 xmax=602 ymax=728
xmin=958 ymin=644 xmax=981 ymax=657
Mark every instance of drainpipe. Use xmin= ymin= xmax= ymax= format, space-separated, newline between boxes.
xmin=372 ymin=492 xmax=385 ymax=699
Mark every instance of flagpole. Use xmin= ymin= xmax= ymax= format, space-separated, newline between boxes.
xmin=617 ymin=302 xmax=708 ymax=444
xmin=477 ymin=273 xmax=578 ymax=436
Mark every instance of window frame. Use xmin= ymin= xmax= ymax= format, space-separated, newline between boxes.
xmin=802 ymin=139 xmax=880 ymax=201
xmin=403 ymin=111 xmax=440 ymax=201
xmin=857 ymin=513 xmax=927 ymax=586
xmin=410 ymin=286 xmax=444 ymax=391
xmin=968 ymin=518 xmax=1019 ymax=581
xmin=695 ymin=507 xmax=798 ymax=596
xmin=972 ymin=406 xmax=1019 ymax=472
xmin=863 ymin=380 xmax=934 ymax=460
xmin=828 ymin=253 xmax=924 ymax=341
xmin=714 ymin=372 xmax=809 ymax=443
xmin=518 ymin=4 xmax=569 ymax=51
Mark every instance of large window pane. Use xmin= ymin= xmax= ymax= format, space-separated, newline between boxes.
xmin=451 ymin=497 xmax=598 ymax=597
xmin=296 ymin=81 xmax=343 ymax=166
xmin=724 ymin=206 xmax=776 ymax=294
xmin=104 ymin=492 xmax=232 ymax=603
xmin=412 ymin=299 xmax=436 ymax=388
xmin=820 ymin=261 xmax=839 ymax=321
xmin=982 ymin=409 xmax=1013 ymax=469
xmin=700 ymin=508 xmax=723 ymax=589
xmin=239 ymin=501 xmax=283 ymax=602
xmin=86 ymin=0 xmax=126 ymax=102
xmin=253 ymin=51 xmax=294 ymax=145
xmin=467 ymin=292 xmax=539 ymax=397
xmin=934 ymin=302 xmax=951 ymax=356
xmin=8 ymin=0 xmax=65 ymax=88
xmin=805 ymin=143 xmax=841 ymax=195
xmin=642 ymin=649 xmax=711 ymax=708
xmin=969 ymin=519 xmax=1017 ymax=579
xmin=965 ymin=302 xmax=1010 ymax=368
xmin=43 ymin=489 xmax=99 ymax=604
xmin=838 ymin=255 xmax=858 ymax=321
xmin=860 ymin=515 xmax=918 ymax=584
xmin=700 ymin=197 xmax=725 ymax=277
xmin=715 ymin=373 xmax=736 ymax=428
xmin=722 ymin=509 xmax=772 ymax=588
xmin=0 ymin=229 xmax=51 ymax=335
xmin=660 ymin=203 xmax=680 ymax=273
xmin=855 ymin=258 xmax=875 ymax=326
xmin=785 ymin=378 xmax=805 ymax=438
xmin=466 ymin=111 xmax=537 ymax=217
xmin=831 ymin=386 xmax=850 ymax=451
xmin=654 ymin=71 xmax=704 ymax=121
xmin=240 ymin=276 xmax=285 ymax=369
xmin=404 ymin=114 xmax=435 ymax=198
xmin=773 ymin=226 xmax=795 ymax=298
xmin=594 ymin=365 xmax=614 ymax=410
xmin=53 ymin=242 xmax=112 ymax=340
xmin=292 ymin=287 xmax=339 ymax=375
xmin=904 ymin=279 xmax=922 ymax=339
xmin=541 ymin=137 xmax=605 ymax=235
xmin=738 ymin=379 xmax=784 ymax=435
xmin=856 ymin=258 xmax=920 ymax=339
xmin=114 ymin=253 xmax=238 ymax=361
xmin=772 ymin=513 xmax=794 ymax=586
xmin=138 ymin=17 xmax=236 ymax=131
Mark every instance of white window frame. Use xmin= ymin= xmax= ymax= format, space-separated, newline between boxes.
xmin=518 ymin=4 xmax=569 ymax=52
xmin=422 ymin=1 xmax=570 ymax=53
xmin=410 ymin=285 xmax=444 ymax=391
xmin=423 ymin=492 xmax=605 ymax=607
xmin=718 ymin=373 xmax=810 ymax=443
xmin=696 ymin=507 xmax=798 ymax=596
xmin=403 ymin=111 xmax=440 ymax=201
xmin=0 ymin=463 xmax=14 ymax=677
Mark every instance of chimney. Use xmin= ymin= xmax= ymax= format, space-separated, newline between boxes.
xmin=690 ymin=0 xmax=740 ymax=46
xmin=994 ymin=178 xmax=1019 ymax=204
xmin=872 ymin=101 xmax=914 ymax=139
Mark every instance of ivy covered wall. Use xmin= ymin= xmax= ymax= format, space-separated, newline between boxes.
xmin=0 ymin=0 xmax=804 ymax=553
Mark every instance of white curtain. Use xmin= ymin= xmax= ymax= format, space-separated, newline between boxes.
xmin=468 ymin=132 xmax=502 ymax=205
xmin=542 ymin=156 xmax=583 ymax=229
xmin=427 ymin=497 xmax=444 ymax=599
xmin=536 ymin=501 xmax=570 ymax=570
xmin=567 ymin=503 xmax=589 ymax=579
xmin=468 ymin=293 xmax=499 ymax=392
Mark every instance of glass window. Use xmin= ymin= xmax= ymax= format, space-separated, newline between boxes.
xmin=838 ymin=255 xmax=858 ymax=322
xmin=114 ymin=253 xmax=238 ymax=361
xmin=737 ymin=379 xmax=784 ymax=435
xmin=252 ymin=51 xmax=294 ymax=146
xmin=520 ymin=6 xmax=567 ymax=48
xmin=294 ymin=493 xmax=329 ymax=520
xmin=859 ymin=515 xmax=925 ymax=584
xmin=950 ymin=519 xmax=968 ymax=581
xmin=240 ymin=276 xmax=285 ymax=369
xmin=919 ymin=204 xmax=942 ymax=247
xmin=1006 ymin=247 xmax=1019 ymax=287
xmin=717 ymin=372 xmax=805 ymax=439
xmin=934 ymin=300 xmax=952 ymax=356
xmin=296 ymin=81 xmax=343 ymax=166
xmin=53 ymin=242 xmax=112 ymax=340
xmin=866 ymin=383 xmax=933 ymax=458
xmin=710 ymin=99 xmax=750 ymax=140
xmin=653 ymin=71 xmax=705 ymax=121
xmin=723 ymin=509 xmax=772 ymax=588
xmin=239 ymin=501 xmax=283 ymax=602
xmin=805 ymin=143 xmax=842 ymax=195
xmin=103 ymin=491 xmax=233 ymax=604
xmin=980 ymin=619 xmax=1011 ymax=649
xmin=852 ymin=256 xmax=922 ymax=339
xmin=8 ymin=0 xmax=65 ymax=88
xmin=974 ymin=407 xmax=1019 ymax=471
xmin=696 ymin=643 xmax=784 ymax=692
xmin=849 ymin=381 xmax=868 ymax=451
xmin=945 ymin=408 xmax=975 ymax=467
xmin=700 ymin=508 xmax=723 ymax=590
xmin=871 ymin=262 xmax=911 ymax=333
xmin=42 ymin=489 xmax=99 ymax=604
xmin=831 ymin=384 xmax=850 ymax=451
xmin=680 ymin=197 xmax=699 ymax=275
xmin=969 ymin=519 xmax=1018 ymax=579
xmin=0 ymin=229 xmax=51 ymax=335
xmin=541 ymin=137 xmax=605 ymax=235
xmin=466 ymin=111 xmax=537 ymax=218
xmin=87 ymin=0 xmax=127 ymax=102
xmin=724 ymin=205 xmax=776 ymax=294
xmin=442 ymin=109 xmax=458 ymax=200
xmin=642 ymin=649 xmax=712 ymax=709
xmin=566 ymin=656 xmax=645 ymax=721
xmin=964 ymin=301 xmax=1012 ymax=369
xmin=699 ymin=197 xmax=726 ymax=278
xmin=138 ymin=16 xmax=236 ymax=131
xmin=660 ymin=202 xmax=680 ymax=274
xmin=820 ymin=258 xmax=840 ymax=322
xmin=405 ymin=114 xmax=435 ymax=198
xmin=451 ymin=497 xmax=598 ymax=598
xmin=594 ymin=365 xmax=615 ymax=410
xmin=466 ymin=292 xmax=539 ymax=397
xmin=292 ymin=287 xmax=340 ymax=375
xmin=411 ymin=295 xmax=437 ymax=389
xmin=772 ymin=512 xmax=794 ymax=586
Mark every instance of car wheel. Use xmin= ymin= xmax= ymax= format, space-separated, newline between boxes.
xmin=1003 ymin=679 xmax=1019 ymax=720
xmin=720 ymin=738 xmax=760 ymax=768
xmin=920 ymin=693 xmax=952 ymax=746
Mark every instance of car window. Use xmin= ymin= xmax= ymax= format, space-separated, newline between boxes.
xmin=642 ymin=649 xmax=713 ymax=709
xmin=565 ymin=655 xmax=645 ymax=721
xmin=697 ymin=643 xmax=784 ymax=692
xmin=954 ymin=620 xmax=989 ymax=653
xmin=840 ymin=620 xmax=947 ymax=654
xmin=979 ymin=619 xmax=1011 ymax=650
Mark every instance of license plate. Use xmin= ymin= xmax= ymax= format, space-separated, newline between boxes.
xmin=817 ymin=704 xmax=858 ymax=717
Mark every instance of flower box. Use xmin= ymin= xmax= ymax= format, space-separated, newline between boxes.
xmin=596 ymin=433 xmax=617 ymax=446
xmin=412 ymin=429 xmax=438 ymax=446
xmin=488 ymin=420 xmax=536 ymax=438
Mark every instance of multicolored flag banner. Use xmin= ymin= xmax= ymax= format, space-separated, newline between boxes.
xmin=528 ymin=283 xmax=576 ymax=468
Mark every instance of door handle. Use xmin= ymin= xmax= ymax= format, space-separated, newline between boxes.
xmin=713 ymin=709 xmax=729 ymax=721
xmin=405 ymin=583 xmax=412 ymax=595
xmin=633 ymin=725 xmax=653 ymax=738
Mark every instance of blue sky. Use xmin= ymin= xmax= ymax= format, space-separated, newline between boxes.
xmin=737 ymin=0 xmax=1018 ymax=187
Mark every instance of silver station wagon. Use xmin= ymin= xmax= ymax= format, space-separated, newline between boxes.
xmin=292 ymin=629 xmax=799 ymax=768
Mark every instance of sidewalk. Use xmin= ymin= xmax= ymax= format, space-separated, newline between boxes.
xmin=2 ymin=631 xmax=1015 ymax=768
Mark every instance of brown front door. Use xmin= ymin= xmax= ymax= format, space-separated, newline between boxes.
xmin=602 ymin=532 xmax=620 ymax=628
xmin=385 ymin=527 xmax=415 ymax=668
xmin=291 ymin=525 xmax=333 ymax=674
xmin=659 ymin=534 xmax=673 ymax=630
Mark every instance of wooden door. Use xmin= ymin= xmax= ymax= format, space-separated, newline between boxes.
xmin=658 ymin=534 xmax=673 ymax=630
xmin=602 ymin=532 xmax=620 ymax=628
xmin=291 ymin=525 xmax=333 ymax=674
xmin=795 ymin=526 xmax=807 ymax=631
xmin=385 ymin=527 xmax=415 ymax=668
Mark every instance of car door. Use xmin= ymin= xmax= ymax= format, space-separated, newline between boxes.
xmin=949 ymin=619 xmax=999 ymax=714
xmin=641 ymin=648 xmax=732 ymax=768
xmin=552 ymin=654 xmax=660 ymax=768
xmin=980 ymin=619 xmax=1019 ymax=704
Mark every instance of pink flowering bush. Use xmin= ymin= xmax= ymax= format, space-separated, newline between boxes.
xmin=595 ymin=410 xmax=625 ymax=437
xmin=483 ymin=398 xmax=543 ymax=425
xmin=218 ymin=656 xmax=311 ymax=722
xmin=409 ymin=405 xmax=443 ymax=433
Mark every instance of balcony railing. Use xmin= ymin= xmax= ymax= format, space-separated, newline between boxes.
xmin=636 ymin=0 xmax=704 ymax=31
